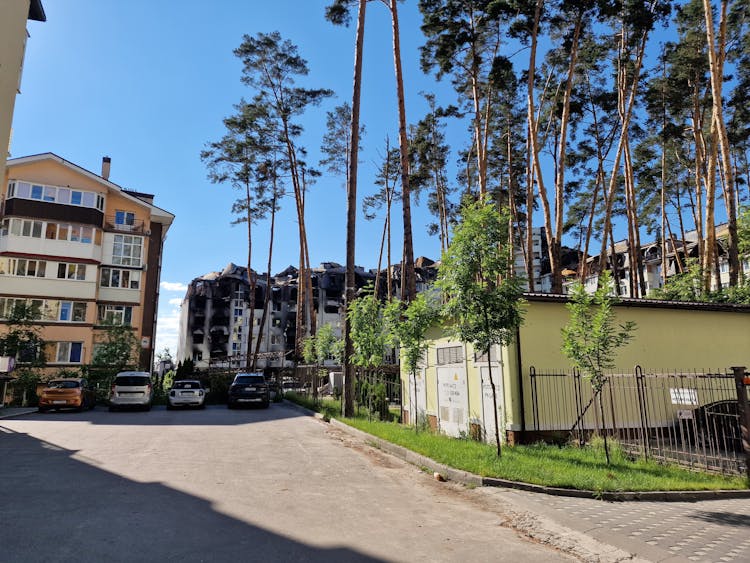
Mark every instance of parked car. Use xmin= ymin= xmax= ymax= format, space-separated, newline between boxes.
xmin=38 ymin=378 xmax=96 ymax=412
xmin=168 ymin=380 xmax=206 ymax=409
xmin=109 ymin=371 xmax=153 ymax=411
xmin=690 ymin=400 xmax=742 ymax=453
xmin=228 ymin=372 xmax=270 ymax=409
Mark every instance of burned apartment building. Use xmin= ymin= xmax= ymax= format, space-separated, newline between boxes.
xmin=177 ymin=262 xmax=375 ymax=372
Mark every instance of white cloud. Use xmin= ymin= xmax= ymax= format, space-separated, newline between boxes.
xmin=161 ymin=281 xmax=187 ymax=292
xmin=154 ymin=296 xmax=182 ymax=358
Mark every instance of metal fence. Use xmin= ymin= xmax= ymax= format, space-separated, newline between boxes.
xmin=529 ymin=366 xmax=750 ymax=476
xmin=292 ymin=364 xmax=402 ymax=420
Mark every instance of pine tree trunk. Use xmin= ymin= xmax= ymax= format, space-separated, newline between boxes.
xmin=390 ymin=0 xmax=416 ymax=302
xmin=598 ymin=22 xmax=648 ymax=281
xmin=343 ymin=0 xmax=367 ymax=418
xmin=703 ymin=0 xmax=739 ymax=287
xmin=245 ymin=178 xmax=255 ymax=370
xmin=252 ymin=190 xmax=277 ymax=371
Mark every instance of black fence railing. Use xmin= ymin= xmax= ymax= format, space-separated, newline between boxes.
xmin=529 ymin=366 xmax=750 ymax=476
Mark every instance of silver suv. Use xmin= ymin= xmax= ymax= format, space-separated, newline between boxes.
xmin=109 ymin=371 xmax=153 ymax=411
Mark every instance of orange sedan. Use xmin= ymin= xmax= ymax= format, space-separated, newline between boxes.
xmin=38 ymin=378 xmax=96 ymax=412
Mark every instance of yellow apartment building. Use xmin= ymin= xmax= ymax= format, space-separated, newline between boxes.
xmin=0 ymin=153 xmax=174 ymax=371
xmin=0 ymin=0 xmax=45 ymax=176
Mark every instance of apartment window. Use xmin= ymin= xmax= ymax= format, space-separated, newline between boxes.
xmin=436 ymin=346 xmax=463 ymax=365
xmin=58 ymin=301 xmax=87 ymax=322
xmin=270 ymin=334 xmax=281 ymax=345
xmin=97 ymin=304 xmax=133 ymax=325
xmin=234 ymin=308 xmax=243 ymax=317
xmin=100 ymin=267 xmax=140 ymax=289
xmin=115 ymin=211 xmax=136 ymax=228
xmin=720 ymin=261 xmax=729 ymax=274
xmin=112 ymin=234 xmax=143 ymax=267
xmin=57 ymin=263 xmax=86 ymax=281
xmin=1 ymin=258 xmax=46 ymax=278
xmin=474 ymin=347 xmax=498 ymax=364
xmin=56 ymin=342 xmax=83 ymax=363
xmin=10 ymin=219 xmax=44 ymax=239
xmin=0 ymin=297 xmax=45 ymax=320
xmin=8 ymin=181 xmax=103 ymax=210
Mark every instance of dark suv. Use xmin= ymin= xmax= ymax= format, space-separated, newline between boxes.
xmin=228 ymin=373 xmax=270 ymax=409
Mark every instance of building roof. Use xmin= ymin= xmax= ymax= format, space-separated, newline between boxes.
xmin=6 ymin=153 xmax=175 ymax=230
xmin=523 ymin=292 xmax=750 ymax=313
xmin=29 ymin=0 xmax=46 ymax=21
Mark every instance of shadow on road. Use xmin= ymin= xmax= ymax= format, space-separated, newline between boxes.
xmin=13 ymin=403 xmax=311 ymax=427
xmin=690 ymin=510 xmax=750 ymax=528
xmin=0 ymin=425 xmax=383 ymax=562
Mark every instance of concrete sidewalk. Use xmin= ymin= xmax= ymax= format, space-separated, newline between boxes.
xmin=486 ymin=485 xmax=750 ymax=563
xmin=317 ymin=411 xmax=750 ymax=563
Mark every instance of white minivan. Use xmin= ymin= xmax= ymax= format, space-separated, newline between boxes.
xmin=109 ymin=371 xmax=153 ymax=411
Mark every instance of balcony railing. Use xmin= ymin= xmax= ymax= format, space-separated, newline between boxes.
xmin=104 ymin=216 xmax=147 ymax=234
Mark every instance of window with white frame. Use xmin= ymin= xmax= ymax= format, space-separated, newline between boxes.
xmin=8 ymin=181 xmax=104 ymax=211
xmin=4 ymin=218 xmax=97 ymax=245
xmin=0 ymin=297 xmax=46 ymax=319
xmin=97 ymin=304 xmax=133 ymax=325
xmin=100 ymin=267 xmax=140 ymax=289
xmin=112 ymin=234 xmax=143 ymax=267
xmin=0 ymin=258 xmax=46 ymax=278
xmin=54 ymin=301 xmax=86 ymax=322
xmin=115 ymin=210 xmax=136 ymax=230
xmin=57 ymin=263 xmax=86 ymax=281
xmin=56 ymin=342 xmax=83 ymax=363
xmin=270 ymin=334 xmax=281 ymax=345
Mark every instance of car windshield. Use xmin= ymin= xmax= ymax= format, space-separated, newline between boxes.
xmin=47 ymin=380 xmax=79 ymax=389
xmin=115 ymin=376 xmax=150 ymax=387
xmin=234 ymin=375 xmax=265 ymax=385
xmin=173 ymin=381 xmax=201 ymax=390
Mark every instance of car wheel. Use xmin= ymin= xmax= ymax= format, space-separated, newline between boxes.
xmin=199 ymin=402 xmax=206 ymax=409
xmin=108 ymin=405 xmax=117 ymax=412
xmin=144 ymin=404 xmax=152 ymax=412
xmin=38 ymin=406 xmax=48 ymax=413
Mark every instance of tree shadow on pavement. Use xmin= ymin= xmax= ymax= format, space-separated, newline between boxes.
xmin=0 ymin=427 xmax=383 ymax=562
xmin=689 ymin=510 xmax=750 ymax=528
xmin=15 ymin=402 xmax=310 ymax=427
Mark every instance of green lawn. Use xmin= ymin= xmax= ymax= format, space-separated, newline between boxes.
xmin=284 ymin=393 xmax=747 ymax=492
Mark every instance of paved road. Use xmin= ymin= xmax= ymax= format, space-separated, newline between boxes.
xmin=0 ymin=403 xmax=573 ymax=563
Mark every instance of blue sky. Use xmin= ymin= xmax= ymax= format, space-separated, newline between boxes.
xmin=11 ymin=1 xmax=462 ymax=356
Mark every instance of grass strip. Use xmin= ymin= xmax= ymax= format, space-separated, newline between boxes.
xmin=285 ymin=392 xmax=747 ymax=491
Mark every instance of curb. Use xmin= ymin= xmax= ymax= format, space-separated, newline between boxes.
xmin=283 ymin=401 xmax=750 ymax=502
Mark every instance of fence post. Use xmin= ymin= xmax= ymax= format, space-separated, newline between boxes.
xmin=530 ymin=367 xmax=539 ymax=433
xmin=635 ymin=365 xmax=649 ymax=460
xmin=573 ymin=369 xmax=585 ymax=446
xmin=732 ymin=366 xmax=750 ymax=482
